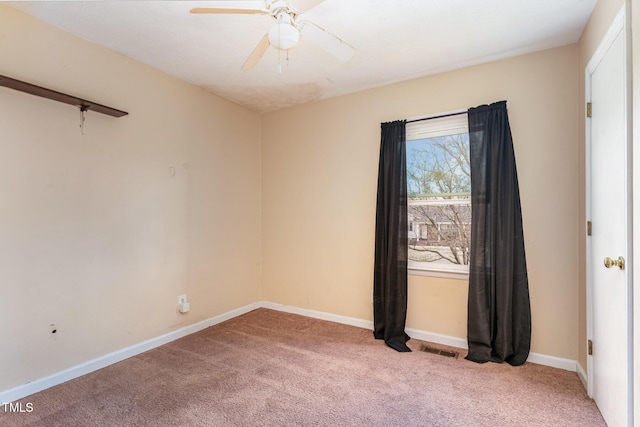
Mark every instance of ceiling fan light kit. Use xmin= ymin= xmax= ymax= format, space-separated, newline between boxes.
xmin=268 ymin=14 xmax=299 ymax=50
xmin=191 ymin=0 xmax=355 ymax=70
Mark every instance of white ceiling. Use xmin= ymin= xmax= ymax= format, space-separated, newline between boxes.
xmin=5 ymin=0 xmax=597 ymax=113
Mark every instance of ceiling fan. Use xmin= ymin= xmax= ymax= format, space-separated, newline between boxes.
xmin=191 ymin=0 xmax=356 ymax=70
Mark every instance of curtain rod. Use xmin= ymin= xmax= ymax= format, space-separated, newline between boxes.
xmin=406 ymin=110 xmax=467 ymax=124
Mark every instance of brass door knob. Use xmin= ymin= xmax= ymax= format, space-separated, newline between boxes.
xmin=604 ymin=256 xmax=625 ymax=270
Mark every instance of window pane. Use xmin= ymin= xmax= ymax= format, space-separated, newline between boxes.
xmin=407 ymin=131 xmax=470 ymax=272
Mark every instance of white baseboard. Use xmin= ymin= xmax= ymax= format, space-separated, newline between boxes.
xmin=576 ymin=361 xmax=588 ymax=390
xmin=1 ymin=300 xmax=579 ymax=404
xmin=260 ymin=301 xmax=374 ymax=330
xmin=262 ymin=302 xmax=578 ymax=372
xmin=527 ymin=352 xmax=577 ymax=372
xmin=406 ymin=326 xmax=468 ymax=349
xmin=0 ymin=302 xmax=261 ymax=404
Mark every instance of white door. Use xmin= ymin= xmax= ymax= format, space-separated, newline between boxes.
xmin=587 ymin=9 xmax=631 ymax=427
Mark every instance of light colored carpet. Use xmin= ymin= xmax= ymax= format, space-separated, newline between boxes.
xmin=1 ymin=308 xmax=605 ymax=426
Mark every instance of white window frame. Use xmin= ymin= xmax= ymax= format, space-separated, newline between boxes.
xmin=406 ymin=112 xmax=470 ymax=279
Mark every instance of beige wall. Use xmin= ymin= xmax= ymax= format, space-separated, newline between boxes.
xmin=262 ymin=45 xmax=580 ymax=359
xmin=0 ymin=6 xmax=262 ymax=391
xmin=576 ymin=0 xmax=625 ymax=374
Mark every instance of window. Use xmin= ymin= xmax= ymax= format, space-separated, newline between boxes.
xmin=406 ymin=113 xmax=470 ymax=277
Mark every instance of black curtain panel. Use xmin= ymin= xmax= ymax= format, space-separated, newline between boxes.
xmin=373 ymin=120 xmax=411 ymax=352
xmin=466 ymin=101 xmax=531 ymax=366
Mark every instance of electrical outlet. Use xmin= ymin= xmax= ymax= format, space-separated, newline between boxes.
xmin=177 ymin=294 xmax=190 ymax=314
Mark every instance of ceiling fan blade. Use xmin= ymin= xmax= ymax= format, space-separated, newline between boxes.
xmin=290 ymin=0 xmax=325 ymax=14
xmin=299 ymin=21 xmax=355 ymax=62
xmin=191 ymin=1 xmax=267 ymax=14
xmin=242 ymin=33 xmax=270 ymax=71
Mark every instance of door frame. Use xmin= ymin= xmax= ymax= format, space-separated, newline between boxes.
xmin=585 ymin=4 xmax=633 ymax=423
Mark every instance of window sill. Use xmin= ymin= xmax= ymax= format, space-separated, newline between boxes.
xmin=408 ymin=267 xmax=469 ymax=281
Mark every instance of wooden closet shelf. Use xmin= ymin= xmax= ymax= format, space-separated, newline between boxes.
xmin=0 ymin=74 xmax=128 ymax=118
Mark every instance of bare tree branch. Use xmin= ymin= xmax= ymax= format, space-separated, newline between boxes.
xmin=407 ymin=132 xmax=471 ymax=266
